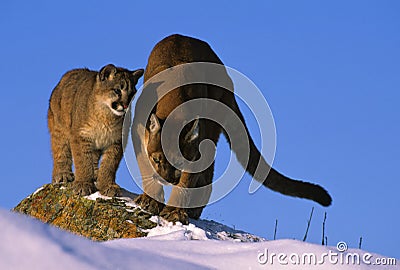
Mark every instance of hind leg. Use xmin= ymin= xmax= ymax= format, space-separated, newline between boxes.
xmin=187 ymin=121 xmax=219 ymax=219
xmin=50 ymin=130 xmax=74 ymax=184
xmin=186 ymin=164 xmax=214 ymax=219
xmin=186 ymin=185 xmax=212 ymax=219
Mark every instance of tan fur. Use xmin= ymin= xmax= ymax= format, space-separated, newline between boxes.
xmin=48 ymin=64 xmax=143 ymax=196
xmin=133 ymin=34 xmax=332 ymax=224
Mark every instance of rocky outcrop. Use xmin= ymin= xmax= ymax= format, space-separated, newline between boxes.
xmin=13 ymin=183 xmax=267 ymax=243
xmin=13 ymin=183 xmax=157 ymax=241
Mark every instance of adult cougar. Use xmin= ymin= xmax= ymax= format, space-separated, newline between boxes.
xmin=48 ymin=64 xmax=143 ymax=196
xmin=132 ymin=34 xmax=331 ymax=224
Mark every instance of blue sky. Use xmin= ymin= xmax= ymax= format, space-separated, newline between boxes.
xmin=1 ymin=0 xmax=399 ymax=259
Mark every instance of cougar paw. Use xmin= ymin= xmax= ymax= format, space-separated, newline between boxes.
xmin=98 ymin=183 xmax=121 ymax=197
xmin=72 ymin=181 xmax=96 ymax=196
xmin=52 ymin=172 xmax=74 ymax=185
xmin=134 ymin=193 xmax=164 ymax=215
xmin=160 ymin=206 xmax=189 ymax=225
xmin=186 ymin=207 xmax=204 ymax=220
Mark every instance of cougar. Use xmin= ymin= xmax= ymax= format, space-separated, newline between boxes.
xmin=132 ymin=34 xmax=331 ymax=224
xmin=48 ymin=64 xmax=143 ymax=196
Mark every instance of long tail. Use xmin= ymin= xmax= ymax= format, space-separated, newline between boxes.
xmin=224 ymin=99 xmax=332 ymax=207
xmin=262 ymin=168 xmax=332 ymax=206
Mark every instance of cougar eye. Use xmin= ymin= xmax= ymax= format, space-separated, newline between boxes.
xmin=113 ymin=89 xmax=121 ymax=96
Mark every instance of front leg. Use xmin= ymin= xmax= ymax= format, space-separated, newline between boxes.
xmin=92 ymin=149 xmax=101 ymax=181
xmin=70 ymin=137 xmax=97 ymax=196
xmin=96 ymin=142 xmax=123 ymax=197
xmin=133 ymin=148 xmax=165 ymax=214
xmin=160 ymin=172 xmax=199 ymax=225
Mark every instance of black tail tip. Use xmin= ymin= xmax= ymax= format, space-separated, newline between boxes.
xmin=316 ymin=190 xmax=332 ymax=207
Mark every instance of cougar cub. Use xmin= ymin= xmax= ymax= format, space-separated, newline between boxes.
xmin=48 ymin=64 xmax=143 ymax=196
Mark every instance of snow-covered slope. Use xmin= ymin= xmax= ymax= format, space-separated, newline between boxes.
xmin=1 ymin=208 xmax=398 ymax=270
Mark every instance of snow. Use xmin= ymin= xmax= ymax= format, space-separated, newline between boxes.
xmin=32 ymin=186 xmax=44 ymax=196
xmin=1 ymin=208 xmax=398 ymax=270
xmin=84 ymin=191 xmax=112 ymax=201
xmin=146 ymin=219 xmax=209 ymax=240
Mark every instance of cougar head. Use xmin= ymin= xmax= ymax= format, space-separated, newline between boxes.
xmin=97 ymin=64 xmax=144 ymax=116
xmin=146 ymin=113 xmax=200 ymax=185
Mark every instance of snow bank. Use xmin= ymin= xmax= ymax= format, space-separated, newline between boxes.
xmin=0 ymin=209 xmax=205 ymax=270
xmin=1 ymin=208 xmax=398 ymax=269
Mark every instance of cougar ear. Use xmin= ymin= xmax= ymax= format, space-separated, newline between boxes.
xmin=149 ymin=114 xmax=161 ymax=134
xmin=99 ymin=64 xmax=117 ymax=81
xmin=185 ymin=118 xmax=199 ymax=143
xmin=132 ymin=69 xmax=144 ymax=81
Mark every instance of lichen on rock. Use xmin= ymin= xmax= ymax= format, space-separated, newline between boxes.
xmin=13 ymin=183 xmax=157 ymax=241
